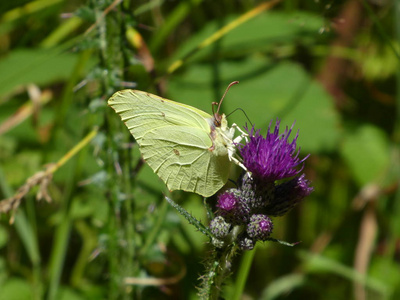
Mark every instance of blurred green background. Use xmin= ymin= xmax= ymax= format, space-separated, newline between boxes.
xmin=0 ymin=0 xmax=399 ymax=299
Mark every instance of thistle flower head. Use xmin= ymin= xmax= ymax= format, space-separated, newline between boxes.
xmin=209 ymin=119 xmax=313 ymax=251
xmin=216 ymin=192 xmax=237 ymax=212
xmin=209 ymin=216 xmax=231 ymax=239
xmin=216 ymin=190 xmax=250 ymax=224
xmin=267 ymin=174 xmax=314 ymax=216
xmin=238 ymin=120 xmax=308 ymax=182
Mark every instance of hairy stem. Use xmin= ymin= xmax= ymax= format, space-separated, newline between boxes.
xmin=200 ymin=225 xmax=243 ymax=299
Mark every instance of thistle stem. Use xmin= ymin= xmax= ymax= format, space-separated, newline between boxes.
xmin=202 ymin=225 xmax=243 ymax=300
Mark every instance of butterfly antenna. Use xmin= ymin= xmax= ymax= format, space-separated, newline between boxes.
xmin=211 ymin=101 xmax=219 ymax=116
xmin=216 ymin=81 xmax=239 ymax=115
xmin=227 ymin=108 xmax=254 ymax=127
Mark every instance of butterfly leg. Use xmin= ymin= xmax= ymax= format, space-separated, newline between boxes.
xmin=231 ymin=123 xmax=249 ymax=144
xmin=229 ymin=153 xmax=252 ymax=179
xmin=227 ymin=124 xmax=252 ymax=177
xmin=230 ymin=155 xmax=249 ymax=172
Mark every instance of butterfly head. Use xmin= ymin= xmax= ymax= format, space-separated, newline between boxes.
xmin=209 ymin=112 xmax=229 ymax=131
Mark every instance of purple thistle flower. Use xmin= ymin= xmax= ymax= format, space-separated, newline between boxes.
xmin=266 ymin=174 xmax=314 ymax=216
xmin=216 ymin=190 xmax=251 ymax=224
xmin=209 ymin=119 xmax=313 ymax=251
xmin=238 ymin=120 xmax=309 ymax=182
xmin=216 ymin=192 xmax=237 ymax=212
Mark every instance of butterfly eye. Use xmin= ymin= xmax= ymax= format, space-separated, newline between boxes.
xmin=213 ymin=113 xmax=222 ymax=127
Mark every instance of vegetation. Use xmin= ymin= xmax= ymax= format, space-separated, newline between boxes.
xmin=0 ymin=0 xmax=399 ymax=299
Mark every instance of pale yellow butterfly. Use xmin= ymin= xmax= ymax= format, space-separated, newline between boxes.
xmin=108 ymin=82 xmax=246 ymax=197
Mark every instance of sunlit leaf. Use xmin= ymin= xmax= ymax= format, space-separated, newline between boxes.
xmin=0 ymin=49 xmax=79 ymax=97
xmin=168 ymin=57 xmax=340 ymax=153
xmin=171 ymin=11 xmax=326 ymax=63
xmin=341 ymin=124 xmax=390 ymax=186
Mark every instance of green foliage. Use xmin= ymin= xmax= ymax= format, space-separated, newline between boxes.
xmin=341 ymin=124 xmax=390 ymax=186
xmin=0 ymin=278 xmax=34 ymax=300
xmin=0 ymin=48 xmax=82 ymax=97
xmin=0 ymin=0 xmax=399 ymax=299
xmin=168 ymin=59 xmax=340 ymax=152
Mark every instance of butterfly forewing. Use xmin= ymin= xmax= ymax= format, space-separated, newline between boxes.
xmin=109 ymin=90 xmax=211 ymax=141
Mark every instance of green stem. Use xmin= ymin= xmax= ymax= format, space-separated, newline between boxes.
xmin=46 ymin=212 xmax=72 ymax=300
xmin=209 ymin=245 xmax=238 ymax=300
xmin=232 ymin=245 xmax=256 ymax=300
xmin=201 ymin=225 xmax=243 ymax=300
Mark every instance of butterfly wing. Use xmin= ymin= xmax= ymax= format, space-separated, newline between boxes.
xmin=108 ymin=90 xmax=231 ymax=197
xmin=140 ymin=125 xmax=230 ymax=197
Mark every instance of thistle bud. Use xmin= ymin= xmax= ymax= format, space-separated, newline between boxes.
xmin=246 ymin=214 xmax=273 ymax=241
xmin=209 ymin=216 xmax=231 ymax=239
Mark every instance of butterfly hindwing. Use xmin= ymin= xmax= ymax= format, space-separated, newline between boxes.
xmin=141 ymin=126 xmax=230 ymax=197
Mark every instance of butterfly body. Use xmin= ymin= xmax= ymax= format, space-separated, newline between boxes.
xmin=108 ymin=90 xmax=236 ymax=197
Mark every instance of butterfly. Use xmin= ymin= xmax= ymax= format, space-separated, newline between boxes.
xmin=108 ymin=82 xmax=247 ymax=197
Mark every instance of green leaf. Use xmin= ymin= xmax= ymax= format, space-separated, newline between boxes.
xmin=0 ymin=278 xmax=33 ymax=300
xmin=260 ymin=274 xmax=306 ymax=300
xmin=341 ymin=124 xmax=390 ymax=186
xmin=171 ymin=11 xmax=325 ymax=63
xmin=299 ymin=251 xmax=390 ymax=297
xmin=0 ymin=48 xmax=79 ymax=97
xmin=370 ymin=256 xmax=400 ymax=295
xmin=168 ymin=57 xmax=340 ymax=153
xmin=1 ymin=151 xmax=41 ymax=186
xmin=360 ymin=39 xmax=400 ymax=80
xmin=266 ymin=237 xmax=298 ymax=247
xmin=14 ymin=210 xmax=41 ymax=266
xmin=150 ymin=0 xmax=203 ymax=52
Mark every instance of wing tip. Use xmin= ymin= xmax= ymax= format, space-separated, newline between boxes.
xmin=107 ymin=89 xmax=143 ymax=105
